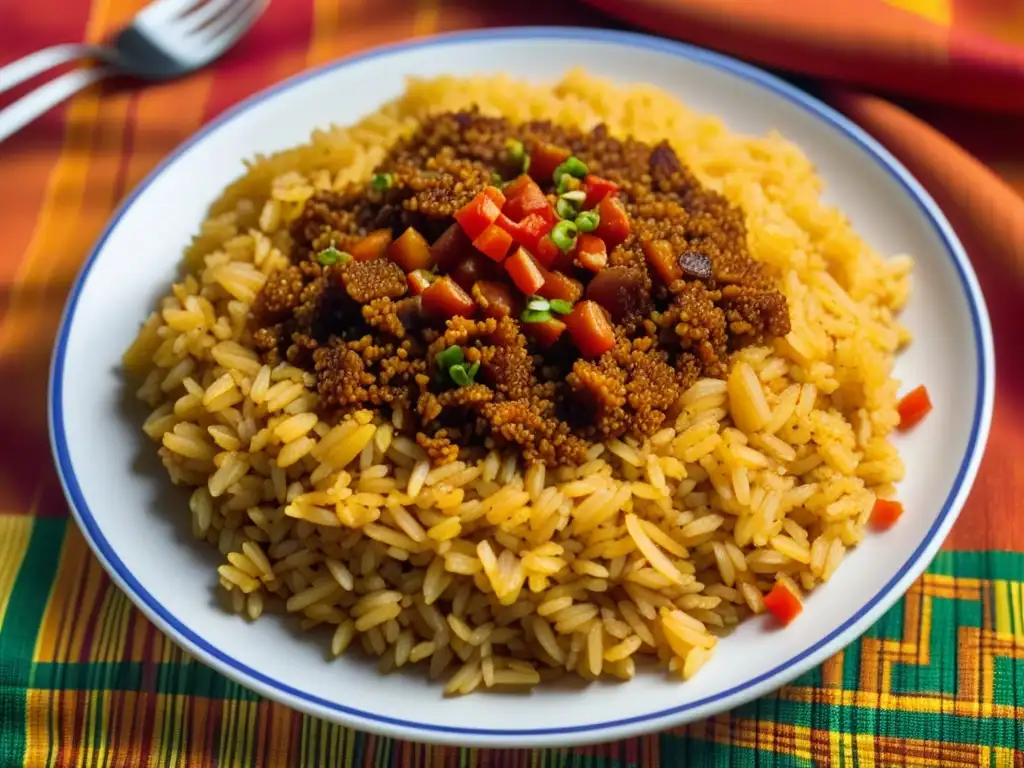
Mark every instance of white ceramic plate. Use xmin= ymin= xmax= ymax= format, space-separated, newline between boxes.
xmin=49 ymin=28 xmax=994 ymax=747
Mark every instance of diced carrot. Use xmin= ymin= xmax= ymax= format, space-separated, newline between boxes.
xmin=503 ymin=176 xmax=553 ymax=223
xmin=575 ymin=233 xmax=608 ymax=272
xmin=388 ymin=227 xmax=434 ymax=272
xmin=897 ymin=385 xmax=932 ymax=430
xmin=481 ymin=185 xmax=506 ymax=209
xmin=455 ymin=192 xmax=502 ymax=240
xmin=472 ymin=280 xmax=520 ymax=320
xmin=407 ymin=269 xmax=434 ymax=296
xmin=421 ymin=276 xmax=476 ymax=319
xmin=450 ymin=254 xmax=498 ymax=292
xmin=495 ymin=212 xmax=552 ymax=252
xmin=430 ymin=223 xmax=474 ymax=272
xmin=537 ymin=270 xmax=583 ymax=303
xmin=505 ymin=247 xmax=547 ymax=295
xmin=350 ymin=229 xmax=392 ymax=261
xmin=594 ymin=194 xmax=631 ymax=248
xmin=528 ymin=142 xmax=571 ymax=182
xmin=564 ymin=300 xmax=616 ymax=358
xmin=534 ymin=235 xmax=563 ymax=270
xmin=642 ymin=238 xmax=682 ymax=285
xmin=582 ymin=175 xmax=619 ymax=208
xmin=870 ymin=498 xmax=904 ymax=530
xmin=472 ymin=224 xmax=513 ymax=262
xmin=523 ymin=317 xmax=566 ymax=348
xmin=762 ymin=581 xmax=802 ymax=626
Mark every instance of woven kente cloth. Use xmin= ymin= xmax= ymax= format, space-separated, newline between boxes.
xmin=1 ymin=0 xmax=1022 ymax=765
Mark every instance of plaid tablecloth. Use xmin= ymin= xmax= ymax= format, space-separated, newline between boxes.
xmin=1 ymin=0 xmax=1022 ymax=765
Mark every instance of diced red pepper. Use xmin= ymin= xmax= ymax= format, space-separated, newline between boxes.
xmin=472 ymin=223 xmax=513 ymax=263
xmin=455 ymin=192 xmax=502 ymax=240
xmin=503 ymin=175 xmax=554 ymax=223
xmin=505 ymin=247 xmax=546 ymax=295
xmin=594 ymin=194 xmax=632 ymax=248
xmin=870 ymin=498 xmax=904 ymax=530
xmin=534 ymin=235 xmax=562 ymax=270
xmin=481 ymin=185 xmax=506 ymax=209
xmin=430 ymin=223 xmax=474 ymax=272
xmin=528 ymin=142 xmax=571 ymax=183
xmin=564 ymin=300 xmax=616 ymax=358
xmin=523 ymin=317 xmax=566 ymax=348
xmin=495 ymin=212 xmax=553 ymax=253
xmin=388 ymin=227 xmax=434 ymax=272
xmin=537 ymin=270 xmax=583 ymax=304
xmin=896 ymin=385 xmax=932 ymax=430
xmin=575 ymin=233 xmax=608 ymax=272
xmin=350 ymin=229 xmax=392 ymax=261
xmin=501 ymin=175 xmax=535 ymax=205
xmin=583 ymin=175 xmax=619 ymax=209
xmin=763 ymin=582 xmax=802 ymax=626
xmin=642 ymin=238 xmax=682 ymax=285
xmin=407 ymin=269 xmax=434 ymax=296
xmin=421 ymin=276 xmax=476 ymax=319
xmin=450 ymin=254 xmax=498 ymax=292
xmin=472 ymin=280 xmax=520 ymax=320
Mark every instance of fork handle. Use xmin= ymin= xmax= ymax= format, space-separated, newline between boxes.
xmin=0 ymin=44 xmax=112 ymax=96
xmin=0 ymin=66 xmax=113 ymax=143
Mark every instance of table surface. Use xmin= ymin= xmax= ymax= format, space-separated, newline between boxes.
xmin=0 ymin=1 xmax=1022 ymax=766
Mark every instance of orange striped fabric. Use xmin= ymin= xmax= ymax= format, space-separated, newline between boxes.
xmin=583 ymin=0 xmax=1024 ymax=113
xmin=1 ymin=0 xmax=1023 ymax=764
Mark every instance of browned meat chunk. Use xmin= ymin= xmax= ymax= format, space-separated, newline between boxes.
xmin=246 ymin=109 xmax=791 ymax=466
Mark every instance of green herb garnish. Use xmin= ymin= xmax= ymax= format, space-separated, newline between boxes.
xmin=371 ymin=173 xmax=394 ymax=190
xmin=553 ymin=156 xmax=588 ymax=187
xmin=520 ymin=308 xmax=553 ymax=324
xmin=526 ymin=296 xmax=550 ymax=312
xmin=317 ymin=247 xmax=351 ymax=266
xmin=556 ymin=173 xmax=582 ymax=195
xmin=435 ymin=345 xmax=465 ymax=372
xmin=449 ymin=363 xmax=470 ymax=386
xmin=574 ymin=210 xmax=600 ymax=233
xmin=550 ymin=220 xmax=578 ymax=252
xmin=549 ymin=299 xmax=574 ymax=315
xmin=555 ymin=198 xmax=578 ymax=221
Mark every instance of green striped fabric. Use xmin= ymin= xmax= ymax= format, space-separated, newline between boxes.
xmin=1 ymin=517 xmax=1021 ymax=766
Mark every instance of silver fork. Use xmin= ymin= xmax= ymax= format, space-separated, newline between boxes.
xmin=0 ymin=0 xmax=268 ymax=143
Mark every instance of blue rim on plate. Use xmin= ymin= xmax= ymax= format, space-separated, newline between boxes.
xmin=48 ymin=27 xmax=994 ymax=740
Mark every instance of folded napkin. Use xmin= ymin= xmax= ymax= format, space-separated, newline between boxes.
xmin=585 ymin=0 xmax=1024 ymax=283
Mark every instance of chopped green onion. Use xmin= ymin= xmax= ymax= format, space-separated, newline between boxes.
xmin=560 ymin=190 xmax=586 ymax=203
xmin=553 ymin=156 xmax=588 ymax=185
xmin=555 ymin=198 xmax=578 ymax=221
xmin=565 ymin=156 xmax=588 ymax=178
xmin=505 ymin=139 xmax=525 ymax=162
xmin=467 ymin=360 xmax=480 ymax=380
xmin=549 ymin=299 xmax=574 ymax=315
xmin=491 ymin=171 xmax=504 ymax=185
xmin=317 ymin=247 xmax=351 ymax=266
xmin=520 ymin=308 xmax=553 ymax=324
xmin=449 ymin=363 xmax=471 ymax=387
xmin=435 ymin=345 xmax=465 ymax=372
xmin=575 ymin=210 xmax=600 ymax=233
xmin=556 ymin=174 xmax=582 ymax=195
xmin=526 ymin=296 xmax=550 ymax=312
xmin=550 ymin=220 xmax=578 ymax=252
xmin=371 ymin=173 xmax=394 ymax=190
